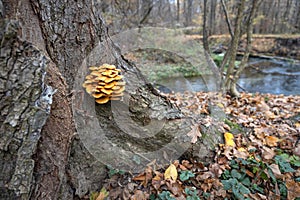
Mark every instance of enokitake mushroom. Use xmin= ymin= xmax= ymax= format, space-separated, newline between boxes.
xmin=82 ymin=64 xmax=126 ymax=104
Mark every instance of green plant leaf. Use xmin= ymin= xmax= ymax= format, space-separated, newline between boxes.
xmin=158 ymin=191 xmax=176 ymax=200
xmin=239 ymin=183 xmax=250 ymax=194
xmin=180 ymin=170 xmax=195 ymax=181
xmin=241 ymin=177 xmax=251 ymax=186
xmin=275 ymin=155 xmax=295 ymax=173
xmin=260 ymin=171 xmax=268 ymax=180
xmin=231 ymin=169 xmax=242 ymax=180
xmin=278 ymin=181 xmax=287 ymax=197
xmin=252 ymin=184 xmax=264 ymax=194
xmin=290 ymin=155 xmax=300 ymax=167
xmin=221 ymin=179 xmax=234 ymax=190
xmin=221 ymin=170 xmax=231 ymax=179
xmin=230 ymin=160 xmax=239 ymax=169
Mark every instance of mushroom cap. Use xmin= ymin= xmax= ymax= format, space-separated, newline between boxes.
xmin=98 ymin=81 xmax=106 ymax=86
xmin=104 ymin=77 xmax=115 ymax=83
xmin=95 ymin=76 xmax=107 ymax=82
xmin=93 ymin=93 xmax=105 ymax=98
xmin=114 ymin=75 xmax=123 ymax=81
xmin=85 ymin=74 xmax=95 ymax=80
xmin=95 ymin=96 xmax=110 ymax=104
xmin=101 ymin=88 xmax=113 ymax=95
xmin=101 ymin=70 xmax=114 ymax=76
xmin=85 ymin=85 xmax=94 ymax=94
xmin=113 ymin=86 xmax=125 ymax=94
xmin=116 ymin=81 xmax=126 ymax=86
xmin=104 ymin=81 xmax=116 ymax=89
xmin=112 ymin=85 xmax=121 ymax=90
xmin=83 ymin=64 xmax=125 ymax=104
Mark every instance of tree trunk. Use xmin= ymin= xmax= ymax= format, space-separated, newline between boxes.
xmin=230 ymin=0 xmax=262 ymax=96
xmin=202 ymin=0 xmax=211 ymax=54
xmin=223 ymin=0 xmax=245 ymax=96
xmin=1 ymin=0 xmax=222 ymax=199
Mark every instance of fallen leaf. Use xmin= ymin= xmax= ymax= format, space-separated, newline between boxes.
xmin=224 ymin=132 xmax=235 ymax=147
xmin=269 ymin=164 xmax=283 ymax=179
xmin=130 ymin=190 xmax=148 ymax=200
xmin=187 ymin=124 xmax=202 ymax=143
xmin=166 ymin=181 xmax=183 ymax=196
xmin=132 ymin=173 xmax=146 ymax=181
xmin=152 ymin=172 xmax=164 ymax=190
xmin=180 ymin=160 xmax=193 ymax=170
xmin=164 ymin=164 xmax=178 ymax=181
xmin=233 ymin=148 xmax=249 ymax=159
xmin=197 ymin=171 xmax=214 ymax=181
xmin=286 ymin=179 xmax=300 ymax=199
xmin=265 ymin=136 xmax=279 ymax=147
xmin=261 ymin=146 xmax=275 ymax=160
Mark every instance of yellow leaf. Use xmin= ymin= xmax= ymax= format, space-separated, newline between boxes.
xmin=164 ymin=164 xmax=177 ymax=181
xmin=224 ymin=132 xmax=235 ymax=147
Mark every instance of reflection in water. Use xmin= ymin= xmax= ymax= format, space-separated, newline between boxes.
xmin=156 ymin=59 xmax=300 ymax=95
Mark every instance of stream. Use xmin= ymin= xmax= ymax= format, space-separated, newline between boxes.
xmin=157 ymin=58 xmax=300 ymax=95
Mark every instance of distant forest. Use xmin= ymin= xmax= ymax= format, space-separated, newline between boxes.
xmin=99 ymin=0 xmax=300 ymax=34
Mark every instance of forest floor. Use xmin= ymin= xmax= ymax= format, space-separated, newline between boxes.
xmin=91 ymin=92 xmax=300 ymax=200
xmin=89 ymin=34 xmax=300 ymax=200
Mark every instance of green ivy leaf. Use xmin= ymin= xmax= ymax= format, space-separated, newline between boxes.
xmin=221 ymin=179 xmax=234 ymax=190
xmin=158 ymin=191 xmax=176 ymax=200
xmin=241 ymin=177 xmax=251 ymax=186
xmin=231 ymin=169 xmax=242 ymax=180
xmin=239 ymin=183 xmax=250 ymax=194
xmin=275 ymin=155 xmax=295 ymax=173
xmin=180 ymin=171 xmax=195 ymax=181
xmin=252 ymin=184 xmax=264 ymax=194
xmin=230 ymin=160 xmax=240 ymax=169
xmin=221 ymin=170 xmax=231 ymax=179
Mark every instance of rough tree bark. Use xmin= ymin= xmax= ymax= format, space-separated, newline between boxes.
xmin=0 ymin=0 xmax=223 ymax=199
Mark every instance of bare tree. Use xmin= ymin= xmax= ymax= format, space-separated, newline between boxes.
xmin=202 ymin=0 xmax=262 ymax=96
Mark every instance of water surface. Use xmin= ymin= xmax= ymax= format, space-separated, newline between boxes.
xmin=157 ymin=59 xmax=300 ymax=95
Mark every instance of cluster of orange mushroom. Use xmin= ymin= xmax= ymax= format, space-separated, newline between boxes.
xmin=82 ymin=64 xmax=125 ymax=104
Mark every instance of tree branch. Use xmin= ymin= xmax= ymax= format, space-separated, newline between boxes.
xmin=221 ymin=0 xmax=234 ymax=38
